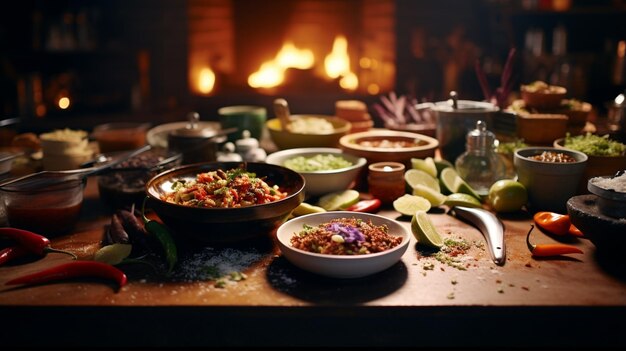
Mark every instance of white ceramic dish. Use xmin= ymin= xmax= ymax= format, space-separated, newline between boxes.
xmin=146 ymin=121 xmax=221 ymax=149
xmin=265 ymin=147 xmax=366 ymax=197
xmin=276 ymin=211 xmax=410 ymax=279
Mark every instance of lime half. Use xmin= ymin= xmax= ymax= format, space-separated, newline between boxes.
xmin=318 ymin=189 xmax=360 ymax=211
xmin=393 ymin=194 xmax=431 ymax=216
xmin=411 ymin=210 xmax=443 ymax=249
xmin=411 ymin=157 xmax=437 ymax=178
xmin=404 ymin=169 xmax=440 ymax=192
xmin=439 ymin=167 xmax=481 ymax=200
xmin=444 ymin=193 xmax=482 ymax=208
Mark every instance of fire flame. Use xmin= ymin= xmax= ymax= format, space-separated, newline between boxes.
xmin=248 ymin=42 xmax=314 ymax=89
xmin=198 ymin=67 xmax=216 ymax=94
xmin=324 ymin=36 xmax=350 ymax=79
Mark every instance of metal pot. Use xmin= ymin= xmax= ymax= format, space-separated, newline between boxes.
xmin=167 ymin=112 xmax=232 ymax=165
xmin=417 ymin=91 xmax=499 ymax=162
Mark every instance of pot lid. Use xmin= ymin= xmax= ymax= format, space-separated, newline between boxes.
xmin=169 ymin=112 xmax=221 ymax=139
xmin=416 ymin=91 xmax=499 ymax=113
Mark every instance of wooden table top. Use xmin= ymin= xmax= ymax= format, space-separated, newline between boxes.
xmin=1 ymin=177 xmax=625 ymax=347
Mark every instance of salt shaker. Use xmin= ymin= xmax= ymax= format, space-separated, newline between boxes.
xmin=455 ymin=120 xmax=506 ymax=196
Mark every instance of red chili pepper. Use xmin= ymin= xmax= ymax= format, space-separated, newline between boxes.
xmin=526 ymin=224 xmax=583 ymax=257
xmin=0 ymin=227 xmax=77 ymax=264
xmin=5 ymin=261 xmax=127 ymax=290
xmin=533 ymin=212 xmax=572 ymax=236
xmin=0 ymin=246 xmax=28 ymax=266
xmin=345 ymin=199 xmax=382 ymax=213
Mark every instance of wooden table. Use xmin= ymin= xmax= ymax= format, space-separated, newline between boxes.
xmin=1 ymin=178 xmax=625 ymax=347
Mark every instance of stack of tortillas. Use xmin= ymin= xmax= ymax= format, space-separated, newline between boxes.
xmin=335 ymin=100 xmax=374 ymax=133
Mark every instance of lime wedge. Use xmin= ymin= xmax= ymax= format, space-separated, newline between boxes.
xmin=412 ymin=185 xmax=447 ymax=207
xmin=439 ymin=167 xmax=481 ymax=199
xmin=404 ymin=169 xmax=440 ymax=192
xmin=410 ymin=157 xmax=437 ymax=178
xmin=411 ymin=210 xmax=443 ymax=249
xmin=434 ymin=159 xmax=453 ymax=175
xmin=439 ymin=167 xmax=459 ymax=195
xmin=318 ymin=189 xmax=360 ymax=211
xmin=94 ymin=243 xmax=132 ymax=265
xmin=292 ymin=202 xmax=327 ymax=217
xmin=393 ymin=194 xmax=431 ymax=216
xmin=456 ymin=179 xmax=482 ymax=200
xmin=444 ymin=193 xmax=482 ymax=208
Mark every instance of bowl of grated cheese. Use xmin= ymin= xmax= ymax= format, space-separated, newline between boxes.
xmin=266 ymin=115 xmax=351 ymax=150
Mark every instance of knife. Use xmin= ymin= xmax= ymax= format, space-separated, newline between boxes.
xmin=449 ymin=206 xmax=506 ymax=266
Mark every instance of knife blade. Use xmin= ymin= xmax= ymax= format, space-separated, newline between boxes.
xmin=449 ymin=206 xmax=506 ymax=266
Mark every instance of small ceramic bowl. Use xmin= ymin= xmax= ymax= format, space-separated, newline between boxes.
xmin=514 ymin=147 xmax=587 ymax=212
xmin=265 ymin=147 xmax=366 ymax=197
xmin=266 ymin=115 xmax=351 ymax=150
xmin=276 ymin=211 xmax=410 ymax=278
xmin=93 ymin=122 xmax=151 ymax=153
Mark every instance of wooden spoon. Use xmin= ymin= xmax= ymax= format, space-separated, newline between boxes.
xmin=273 ymin=98 xmax=292 ymax=131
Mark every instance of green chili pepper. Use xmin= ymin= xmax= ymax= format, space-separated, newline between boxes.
xmin=142 ymin=197 xmax=178 ymax=273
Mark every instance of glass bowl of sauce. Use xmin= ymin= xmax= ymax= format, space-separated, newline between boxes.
xmin=0 ymin=177 xmax=86 ymax=237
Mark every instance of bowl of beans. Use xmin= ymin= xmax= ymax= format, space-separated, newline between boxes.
xmin=145 ymin=162 xmax=305 ymax=243
xmin=265 ymin=147 xmax=367 ymax=198
xmin=339 ymin=129 xmax=438 ymax=168
xmin=97 ymin=148 xmax=182 ymax=210
xmin=276 ymin=211 xmax=410 ymax=278
xmin=514 ymin=147 xmax=587 ymax=213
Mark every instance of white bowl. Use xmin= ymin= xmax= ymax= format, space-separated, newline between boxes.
xmin=276 ymin=211 xmax=410 ymax=278
xmin=265 ymin=148 xmax=366 ymax=197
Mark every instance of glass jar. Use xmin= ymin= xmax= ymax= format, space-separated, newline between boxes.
xmin=455 ymin=120 xmax=506 ymax=196
xmin=367 ymin=162 xmax=406 ymax=204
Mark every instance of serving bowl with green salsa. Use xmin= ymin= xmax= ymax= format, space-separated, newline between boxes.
xmin=265 ymin=147 xmax=366 ymax=198
xmin=554 ymin=133 xmax=626 ymax=193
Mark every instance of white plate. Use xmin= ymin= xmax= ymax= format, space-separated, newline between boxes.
xmin=146 ymin=121 xmax=221 ymax=149
xmin=276 ymin=211 xmax=410 ymax=278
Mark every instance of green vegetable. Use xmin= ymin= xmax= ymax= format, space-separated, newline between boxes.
xmin=563 ymin=133 xmax=626 ymax=157
xmin=284 ymin=154 xmax=353 ymax=172
xmin=496 ymin=139 xmax=528 ymax=155
xmin=142 ymin=197 xmax=178 ymax=273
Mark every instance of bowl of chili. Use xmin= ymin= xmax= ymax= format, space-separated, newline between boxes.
xmin=145 ymin=162 xmax=305 ymax=243
xmin=276 ymin=211 xmax=410 ymax=278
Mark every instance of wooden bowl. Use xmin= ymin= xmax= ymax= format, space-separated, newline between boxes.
xmin=516 ymin=113 xmax=568 ymax=145
xmin=521 ymin=82 xmax=567 ymax=109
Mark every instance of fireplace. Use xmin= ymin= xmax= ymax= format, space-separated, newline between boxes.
xmin=187 ymin=0 xmax=396 ymax=115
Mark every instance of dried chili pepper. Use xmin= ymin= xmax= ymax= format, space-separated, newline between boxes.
xmin=5 ymin=261 xmax=127 ymax=290
xmin=533 ymin=212 xmax=571 ymax=236
xmin=141 ymin=197 xmax=177 ymax=273
xmin=345 ymin=199 xmax=382 ymax=213
xmin=0 ymin=227 xmax=77 ymax=265
xmin=526 ymin=224 xmax=583 ymax=257
xmin=106 ymin=213 xmax=130 ymax=245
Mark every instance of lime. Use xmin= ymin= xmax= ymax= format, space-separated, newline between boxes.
xmin=404 ymin=169 xmax=440 ymax=192
xmin=411 ymin=210 xmax=443 ymax=249
xmin=412 ymin=185 xmax=447 ymax=207
xmin=392 ymin=194 xmax=431 ymax=216
xmin=488 ymin=179 xmax=528 ymax=213
xmin=439 ymin=167 xmax=458 ymax=194
xmin=411 ymin=157 xmax=437 ymax=178
xmin=318 ymin=189 xmax=360 ymax=211
xmin=444 ymin=193 xmax=482 ymax=208
xmin=292 ymin=202 xmax=327 ymax=217
xmin=439 ymin=167 xmax=481 ymax=200
xmin=94 ymin=243 xmax=132 ymax=265
xmin=434 ymin=159 xmax=453 ymax=175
